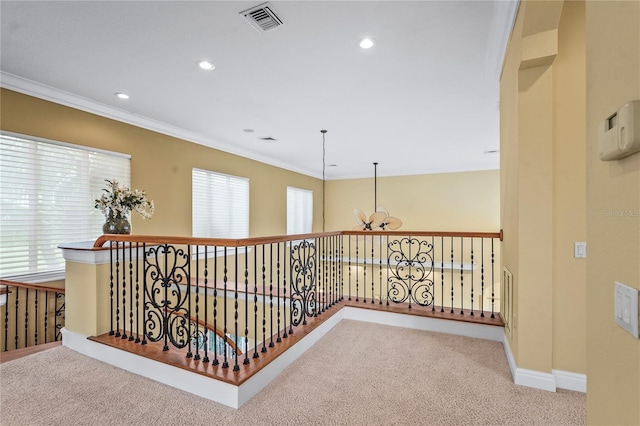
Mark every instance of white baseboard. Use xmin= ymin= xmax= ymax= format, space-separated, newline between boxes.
xmin=502 ymin=336 xmax=586 ymax=393
xmin=62 ymin=307 xmax=585 ymax=408
xmin=342 ymin=307 xmax=505 ymax=342
xmin=62 ymin=310 xmax=345 ymax=409
xmin=552 ymin=369 xmax=587 ymax=393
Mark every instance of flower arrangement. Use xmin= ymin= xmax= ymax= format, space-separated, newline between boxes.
xmin=94 ymin=179 xmax=154 ymax=220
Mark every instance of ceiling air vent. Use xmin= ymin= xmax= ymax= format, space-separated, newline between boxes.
xmin=240 ymin=2 xmax=284 ymax=33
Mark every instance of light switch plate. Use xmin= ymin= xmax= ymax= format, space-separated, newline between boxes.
xmin=614 ymin=281 xmax=639 ymax=338
xmin=574 ymin=242 xmax=587 ymax=258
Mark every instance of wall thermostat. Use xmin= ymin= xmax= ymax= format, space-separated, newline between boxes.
xmin=599 ymin=100 xmax=640 ymax=161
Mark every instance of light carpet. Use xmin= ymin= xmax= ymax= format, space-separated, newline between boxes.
xmin=0 ymin=320 xmax=584 ymax=425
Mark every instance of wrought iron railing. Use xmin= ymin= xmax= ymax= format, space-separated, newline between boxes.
xmin=92 ymin=230 xmax=501 ymax=371
xmin=343 ymin=231 xmax=502 ymax=318
xmin=0 ymin=280 xmax=66 ymax=352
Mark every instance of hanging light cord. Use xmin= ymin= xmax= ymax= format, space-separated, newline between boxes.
xmin=321 ymin=130 xmax=327 ymax=232
xmin=374 ymin=162 xmax=378 ymax=212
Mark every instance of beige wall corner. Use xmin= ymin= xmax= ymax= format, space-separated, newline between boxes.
xmin=585 ymin=1 xmax=640 ymax=424
xmin=501 ymin=0 xmax=587 ymax=378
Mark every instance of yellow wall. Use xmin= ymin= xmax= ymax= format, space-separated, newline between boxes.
xmin=0 ymin=89 xmax=323 ymax=238
xmin=326 ymin=170 xmax=500 ymax=232
xmin=501 ymin=0 xmax=587 ymax=375
xmin=585 ymin=1 xmax=640 ymax=424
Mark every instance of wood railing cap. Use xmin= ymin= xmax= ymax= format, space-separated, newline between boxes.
xmin=93 ymin=229 xmax=502 ymax=247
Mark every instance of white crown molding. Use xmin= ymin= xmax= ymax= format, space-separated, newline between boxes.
xmin=0 ymin=71 xmax=319 ymax=179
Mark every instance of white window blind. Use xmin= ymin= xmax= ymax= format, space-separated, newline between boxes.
xmin=192 ymin=168 xmax=249 ymax=238
xmin=0 ymin=132 xmax=130 ymax=280
xmin=287 ymin=186 xmax=313 ymax=235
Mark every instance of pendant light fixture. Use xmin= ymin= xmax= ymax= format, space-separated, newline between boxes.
xmin=353 ymin=162 xmax=402 ymax=231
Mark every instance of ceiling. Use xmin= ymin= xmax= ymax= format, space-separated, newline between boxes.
xmin=0 ymin=1 xmax=517 ymax=180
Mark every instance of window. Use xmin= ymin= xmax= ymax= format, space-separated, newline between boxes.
xmin=0 ymin=132 xmax=130 ymax=281
xmin=192 ymin=168 xmax=249 ymax=238
xmin=287 ymin=186 xmax=313 ymax=235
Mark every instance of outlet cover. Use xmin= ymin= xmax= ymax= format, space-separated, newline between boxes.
xmin=614 ymin=281 xmax=639 ymax=338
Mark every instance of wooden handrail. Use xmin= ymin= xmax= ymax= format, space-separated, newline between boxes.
xmin=93 ymin=229 xmax=503 ymax=248
xmin=169 ymin=311 xmax=242 ymax=355
xmin=0 ymin=279 xmax=65 ymax=294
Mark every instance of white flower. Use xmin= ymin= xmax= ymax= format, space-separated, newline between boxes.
xmin=94 ymin=179 xmax=154 ymax=219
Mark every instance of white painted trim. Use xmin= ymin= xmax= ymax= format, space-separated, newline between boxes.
xmin=342 ymin=307 xmax=504 ymax=342
xmin=552 ymin=369 xmax=587 ymax=393
xmin=502 ymin=335 xmax=587 ymax=393
xmin=62 ymin=328 xmax=240 ymax=408
xmin=502 ymin=335 xmax=518 ymax=381
xmin=0 ymin=71 xmax=318 ymax=180
xmin=64 ymin=306 xmax=585 ymax=407
xmin=501 ymin=336 xmax=556 ymax=392
xmin=514 ymin=368 xmax=556 ymax=392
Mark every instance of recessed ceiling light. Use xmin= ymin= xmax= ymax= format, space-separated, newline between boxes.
xmin=359 ymin=38 xmax=375 ymax=49
xmin=243 ymin=129 xmax=255 ymax=133
xmin=484 ymin=149 xmax=500 ymax=154
xmin=260 ymin=136 xmax=277 ymax=142
xmin=197 ymin=60 xmax=215 ymax=71
xmin=328 ymin=164 xmax=338 ymax=167
xmin=114 ymin=92 xmax=129 ymax=100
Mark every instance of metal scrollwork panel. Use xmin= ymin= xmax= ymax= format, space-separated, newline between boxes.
xmin=143 ymin=244 xmax=191 ymax=348
xmin=290 ymin=240 xmax=317 ymax=326
xmin=387 ymin=237 xmax=434 ymax=307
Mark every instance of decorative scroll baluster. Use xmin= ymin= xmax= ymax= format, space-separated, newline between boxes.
xmin=115 ymin=245 xmax=121 ymax=338
xmin=4 ymin=286 xmax=9 ymax=350
xmin=109 ymin=241 xmax=114 ymax=336
xmin=460 ymin=237 xmax=464 ymax=315
xmin=194 ymin=245 xmax=201 ymax=361
xmin=320 ymin=238 xmax=325 ymax=313
xmin=491 ymin=239 xmax=495 ymax=318
xmin=470 ymin=238 xmax=475 ymax=316
xmin=213 ymin=246 xmax=219 ymax=365
xmin=269 ymin=244 xmax=274 ymax=348
xmin=387 ymin=237 xmax=434 ymax=309
xmin=135 ymin=243 xmax=141 ymax=343
xmin=253 ymin=244 xmax=260 ymax=358
xmin=129 ymin=244 xmax=134 ymax=341
xmin=290 ymin=239 xmax=317 ymax=327
xmin=371 ymin=235 xmax=375 ymax=304
xmin=34 ymin=289 xmax=38 ymax=345
xmin=44 ymin=290 xmax=49 ymax=343
xmin=186 ymin=245 xmax=192 ymax=358
xmin=54 ymin=292 xmax=64 ymax=342
xmin=431 ymin=236 xmax=436 ymax=312
xmin=203 ymin=246 xmax=210 ymax=363
xmin=222 ymin=247 xmax=229 ymax=368
xmin=24 ymin=288 xmax=28 ymax=347
xmin=355 ymin=239 xmax=359 ymax=302
xmin=348 ymin=237 xmax=352 ymax=301
xmin=121 ymin=243 xmax=127 ymax=340
xmin=234 ymin=247 xmax=239 ymax=371
xmin=379 ymin=235 xmax=383 ymax=304
xmin=244 ymin=246 xmax=250 ymax=365
xmin=481 ymin=238 xmax=485 ymax=318
xmin=14 ymin=287 xmax=18 ymax=349
xmin=363 ymin=236 xmax=367 ymax=303
xmin=276 ymin=243 xmax=281 ymax=343
xmin=386 ymin=235 xmax=390 ymax=306
xmin=142 ymin=243 xmax=148 ymax=346
xmin=440 ymin=237 xmax=444 ymax=312
xmin=261 ymin=245 xmax=267 ymax=353
xmin=282 ymin=242 xmax=288 ymax=339
xmin=450 ymin=237 xmax=454 ymax=314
